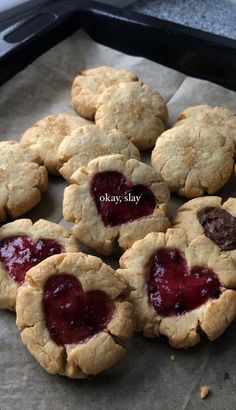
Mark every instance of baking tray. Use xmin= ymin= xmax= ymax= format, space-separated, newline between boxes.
xmin=0 ymin=2 xmax=236 ymax=410
xmin=1 ymin=0 xmax=236 ymax=90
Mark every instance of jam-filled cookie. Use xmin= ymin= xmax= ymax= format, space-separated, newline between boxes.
xmin=16 ymin=252 xmax=134 ymax=378
xmin=173 ymin=196 xmax=236 ymax=286
xmin=0 ymin=141 xmax=48 ymax=222
xmin=58 ymin=125 xmax=140 ymax=183
xmin=0 ymin=219 xmax=79 ymax=310
xmin=20 ymin=113 xmax=90 ymax=174
xmin=63 ymin=154 xmax=170 ymax=255
xmin=71 ymin=66 xmax=138 ymax=119
xmin=151 ymin=120 xmax=234 ymax=198
xmin=95 ymin=82 xmax=168 ymax=150
xmin=175 ymin=105 xmax=236 ymax=153
xmin=118 ymin=228 xmax=236 ymax=348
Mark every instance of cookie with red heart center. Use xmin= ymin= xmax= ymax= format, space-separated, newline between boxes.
xmin=147 ymin=248 xmax=221 ymax=317
xmin=43 ymin=274 xmax=114 ymax=346
xmin=91 ymin=170 xmax=156 ymax=227
xmin=0 ymin=219 xmax=79 ymax=310
xmin=173 ymin=196 xmax=236 ymax=288
xmin=63 ymin=154 xmax=170 ymax=255
xmin=118 ymin=228 xmax=236 ymax=348
xmin=16 ymin=252 xmax=134 ymax=378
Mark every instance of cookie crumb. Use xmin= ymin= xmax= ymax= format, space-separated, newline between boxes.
xmin=200 ymin=385 xmax=210 ymax=399
xmin=224 ymin=372 xmax=230 ymax=380
xmin=170 ymin=355 xmax=175 ymax=361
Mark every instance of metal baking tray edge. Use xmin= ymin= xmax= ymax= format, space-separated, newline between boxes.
xmin=0 ymin=0 xmax=236 ymax=90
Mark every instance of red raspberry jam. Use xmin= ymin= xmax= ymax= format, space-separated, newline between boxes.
xmin=43 ymin=274 xmax=114 ymax=346
xmin=90 ymin=171 xmax=156 ymax=227
xmin=0 ymin=236 xmax=63 ymax=284
xmin=147 ymin=248 xmax=221 ymax=317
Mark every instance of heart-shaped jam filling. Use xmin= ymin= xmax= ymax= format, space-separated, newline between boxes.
xmin=147 ymin=248 xmax=221 ymax=317
xmin=90 ymin=171 xmax=156 ymax=227
xmin=197 ymin=207 xmax=236 ymax=251
xmin=43 ymin=274 xmax=114 ymax=346
xmin=0 ymin=236 xmax=63 ymax=284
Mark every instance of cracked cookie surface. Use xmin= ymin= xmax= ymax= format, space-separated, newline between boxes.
xmin=58 ymin=124 xmax=140 ymax=182
xmin=175 ymin=105 xmax=236 ymax=154
xmin=151 ymin=120 xmax=234 ymax=198
xmin=0 ymin=218 xmax=79 ymax=310
xmin=71 ymin=66 xmax=138 ymax=119
xmin=63 ymin=154 xmax=170 ymax=255
xmin=95 ymin=82 xmax=168 ymax=150
xmin=20 ymin=113 xmax=90 ymax=174
xmin=118 ymin=228 xmax=236 ymax=348
xmin=0 ymin=141 xmax=48 ymax=221
xmin=16 ymin=252 xmax=134 ymax=378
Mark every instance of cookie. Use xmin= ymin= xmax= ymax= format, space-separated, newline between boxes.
xmin=118 ymin=228 xmax=236 ymax=348
xmin=0 ymin=141 xmax=48 ymax=222
xmin=63 ymin=154 xmax=170 ymax=255
xmin=0 ymin=219 xmax=79 ymax=310
xmin=151 ymin=121 xmax=234 ymax=198
xmin=16 ymin=252 xmax=134 ymax=378
xmin=175 ymin=105 xmax=236 ymax=153
xmin=175 ymin=104 xmax=211 ymax=123
xmin=95 ymin=82 xmax=168 ymax=150
xmin=173 ymin=197 xmax=236 ymax=286
xmin=20 ymin=113 xmax=90 ymax=174
xmin=58 ymin=124 xmax=141 ymax=182
xmin=71 ymin=66 xmax=138 ymax=119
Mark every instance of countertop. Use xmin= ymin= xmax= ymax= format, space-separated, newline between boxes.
xmin=100 ymin=0 xmax=236 ymax=40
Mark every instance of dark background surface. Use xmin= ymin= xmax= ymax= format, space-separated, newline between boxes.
xmin=0 ymin=2 xmax=236 ymax=410
xmin=1 ymin=0 xmax=236 ymax=39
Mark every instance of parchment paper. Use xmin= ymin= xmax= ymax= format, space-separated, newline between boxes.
xmin=0 ymin=30 xmax=236 ymax=410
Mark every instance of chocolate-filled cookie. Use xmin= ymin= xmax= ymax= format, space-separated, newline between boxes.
xmin=173 ymin=196 xmax=236 ymax=287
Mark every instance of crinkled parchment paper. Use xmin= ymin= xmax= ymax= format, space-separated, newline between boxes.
xmin=0 ymin=30 xmax=236 ymax=410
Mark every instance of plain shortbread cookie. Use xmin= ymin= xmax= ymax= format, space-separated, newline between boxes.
xmin=175 ymin=105 xmax=236 ymax=154
xmin=71 ymin=66 xmax=138 ymax=119
xmin=151 ymin=120 xmax=234 ymax=198
xmin=0 ymin=141 xmax=48 ymax=222
xmin=58 ymin=124 xmax=141 ymax=182
xmin=20 ymin=113 xmax=90 ymax=174
xmin=95 ymin=81 xmax=168 ymax=150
